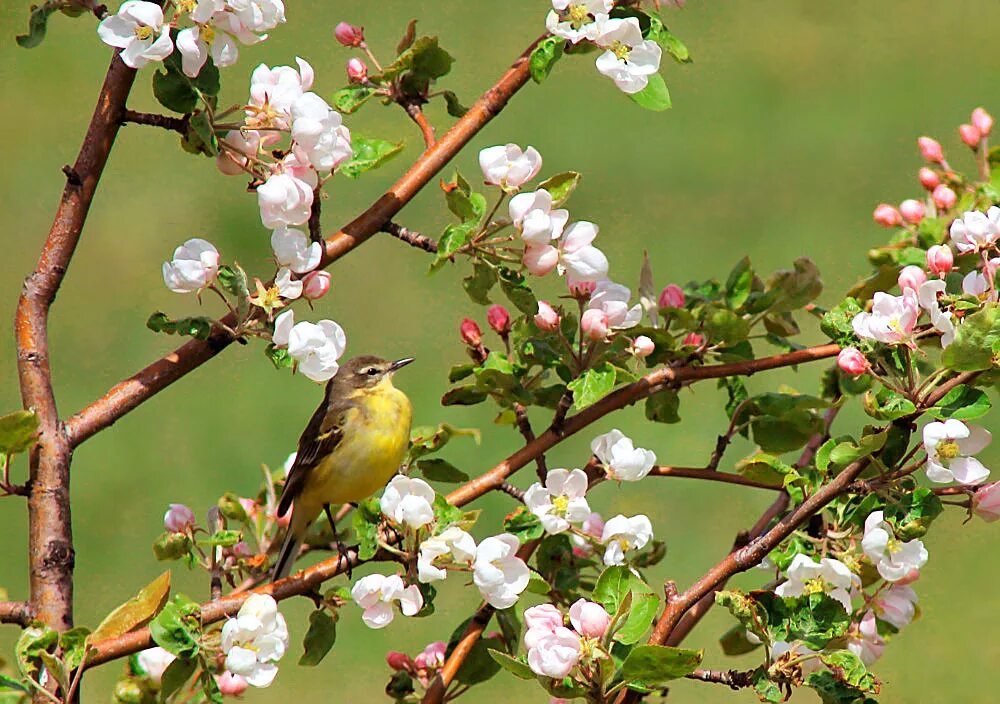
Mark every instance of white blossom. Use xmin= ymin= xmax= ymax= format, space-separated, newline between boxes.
xmin=257 ymin=154 xmax=317 ymax=229
xmin=246 ymin=58 xmax=313 ymax=129
xmin=217 ymin=128 xmax=262 ymax=175
xmin=291 ymin=93 xmax=353 ymax=172
xmin=273 ymin=267 xmax=302 ymax=301
xmin=593 ymin=18 xmax=662 ymax=94
xmin=175 ymin=21 xmax=239 ymax=77
xmin=861 ymin=511 xmax=928 ymax=582
xmin=137 ymin=647 xmax=175 ymax=684
xmin=600 ymin=514 xmax=653 ymax=565
xmin=872 ymin=584 xmax=917 ymax=629
xmin=479 ymin=144 xmax=542 ymax=189
xmin=588 ymin=280 xmax=643 ymax=329
xmin=923 ymin=419 xmax=991 ymax=485
xmin=524 ymin=468 xmax=591 ymax=534
xmin=97 ymin=1 xmax=173 ymax=69
xmin=417 ymin=526 xmax=477 ymax=582
xmin=271 ymin=310 xmax=346 ymax=383
xmin=509 ymin=189 xmax=569 ymax=246
xmin=917 ymin=279 xmax=955 ymax=348
xmin=271 ymin=226 xmax=322 ymax=274
xmin=950 ymin=207 xmax=1000 ymax=253
xmin=545 ymin=0 xmax=612 ymax=43
xmin=851 ymin=290 xmax=919 ymax=345
xmin=226 ymin=0 xmax=286 ymax=33
xmin=162 ymin=238 xmax=220 ymax=293
xmin=351 ymin=573 xmax=423 ymax=629
xmin=558 ymin=221 xmax=609 ymax=285
xmin=526 ymin=626 xmax=582 ymax=678
xmin=472 ymin=534 xmax=530 ymax=609
xmin=380 ymin=475 xmax=435 ymax=529
xmin=773 ymin=554 xmax=856 ymax=612
xmin=221 ymin=594 xmax=288 ymax=688
xmin=591 ymin=429 xmax=656 ymax=481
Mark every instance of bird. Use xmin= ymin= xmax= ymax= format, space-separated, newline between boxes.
xmin=271 ymin=355 xmax=414 ymax=581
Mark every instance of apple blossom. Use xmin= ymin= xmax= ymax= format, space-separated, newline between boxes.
xmin=600 ymin=513 xmax=653 ymax=565
xmin=931 ymin=184 xmax=957 ymax=210
xmin=523 ymin=244 xmax=561 ymax=276
xmin=413 ymin=641 xmax=446 ymax=671
xmin=959 ymin=123 xmax=981 ymax=148
xmin=917 ymin=279 xmax=955 ymax=348
xmin=97 ymin=1 xmax=173 ymax=69
xmin=972 ymin=107 xmax=994 ymax=136
xmin=658 ymin=283 xmax=685 ymax=309
xmin=571 ymin=511 xmax=604 ymax=557
xmin=270 ymin=227 xmax=322 ymax=274
xmin=524 ymin=468 xmax=591 ymax=534
xmin=417 ymin=526 xmax=477 ymax=582
xmin=509 ymin=189 xmax=569 ymax=245
xmin=682 ymin=331 xmax=705 ymax=347
xmin=227 ymin=0 xmax=285 ymax=34
xmin=137 ymin=647 xmax=175 ymax=684
xmin=872 ymin=203 xmax=901 ymax=227
xmin=923 ymin=419 xmax=991 ymax=485
xmin=917 ymin=136 xmax=945 ymax=163
xmin=862 ymin=510 xmax=928 ymax=582
xmin=334 ymin=21 xmax=365 ymax=47
xmin=837 ymin=347 xmax=868 ymax=377
xmin=899 ymin=199 xmax=925 ymax=224
xmin=850 ymin=289 xmax=918 ymax=345
xmin=770 ymin=641 xmax=821 ymax=674
xmin=217 ymin=129 xmax=261 ymax=176
xmin=246 ymin=58 xmax=313 ymax=129
xmin=271 ymin=311 xmax=347 ymax=383
xmin=380 ymin=475 xmax=435 ymax=529
xmin=347 ymin=57 xmax=367 ymax=83
xmin=460 ymin=318 xmax=483 ymax=346
xmin=581 ymin=309 xmax=609 ymax=341
xmin=162 ymin=238 xmax=220 ymax=293
xmin=950 ymin=207 xmax=1000 ymax=253
xmin=972 ymin=481 xmax=1000 ymax=522
xmin=872 ymin=584 xmax=918 ymax=629
xmin=176 ymin=21 xmax=240 ymax=78
xmin=221 ymin=594 xmax=288 ymax=687
xmin=591 ymin=429 xmax=656 ymax=482
xmin=926 ymin=244 xmax=954 ymax=277
xmin=249 ymin=267 xmax=301 ymax=315
xmin=558 ymin=221 xmax=609 ymax=284
xmin=479 ymin=144 xmax=543 ymax=189
xmin=487 ymin=304 xmax=512 ymax=336
xmin=523 ymin=604 xmax=564 ymax=646
xmin=527 ymin=626 xmax=582 ymax=679
xmin=257 ymin=155 xmax=317 ymax=229
xmin=588 ymin=280 xmax=643 ymax=329
xmin=594 ymin=18 xmax=662 ymax=94
xmin=545 ymin=0 xmax=613 ymax=44
xmin=774 ymin=554 xmax=856 ymax=612
xmin=568 ymin=599 xmax=611 ymax=638
xmin=897 ymin=265 xmax=927 ymax=292
xmin=918 ymin=167 xmax=940 ymax=191
xmin=385 ymin=651 xmax=412 ymax=671
xmin=351 ymin=573 xmax=423 ymax=629
xmin=215 ymin=672 xmax=249 ymax=697
xmin=961 ymin=267 xmax=995 ymax=300
xmin=630 ymin=335 xmax=655 ymax=358
xmin=300 ymin=270 xmax=330 ymax=301
xmin=534 ymin=301 xmax=561 ymax=331
xmin=164 ymin=503 xmax=196 ymax=533
xmin=472 ymin=534 xmax=530 ymax=608
xmin=290 ymin=93 xmax=353 ymax=172
xmin=846 ymin=611 xmax=885 ymax=666
xmin=568 ymin=280 xmax=598 ymax=298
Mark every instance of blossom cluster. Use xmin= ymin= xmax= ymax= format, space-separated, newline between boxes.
xmin=521 ymin=599 xmax=612 ymax=679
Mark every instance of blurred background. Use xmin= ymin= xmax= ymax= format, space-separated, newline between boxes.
xmin=2 ymin=1 xmax=999 ymax=701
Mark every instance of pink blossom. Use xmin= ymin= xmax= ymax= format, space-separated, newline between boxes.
xmin=526 ymin=626 xmax=581 ymax=679
xmin=413 ymin=642 xmax=446 ymax=671
xmin=917 ymin=136 xmax=945 ymax=163
xmin=846 ymin=611 xmax=885 ymax=666
xmin=568 ymin=279 xmax=597 ymax=298
xmin=972 ymin=107 xmax=994 ymax=137
xmin=873 ymin=203 xmax=902 ymax=227
xmin=932 ymin=184 xmax=957 ymax=210
xmin=164 ymin=503 xmax=195 ymax=533
xmin=682 ymin=332 xmax=705 ymax=347
xmin=837 ymin=347 xmax=869 ymax=377
xmin=959 ymin=123 xmax=982 ymax=148
xmin=926 ymin=245 xmax=954 ymax=277
xmin=301 ymin=271 xmax=331 ymax=300
xmin=523 ymin=244 xmax=560 ymax=276
xmin=973 ymin=481 xmax=1000 ymax=522
xmin=215 ymin=672 xmax=249 ymax=697
xmin=898 ymin=265 xmax=927 ymax=292
xmin=385 ymin=651 xmax=412 ymax=671
xmin=535 ymin=301 xmax=561 ymax=331
xmin=581 ymin=309 xmax=609 ymax=341
xmin=487 ymin=304 xmax=511 ymax=336
xmin=238 ymin=498 xmax=258 ymax=518
xmin=524 ymin=604 xmax=564 ymax=648
xmin=568 ymin=599 xmax=611 ymax=638
xmin=334 ymin=22 xmax=364 ymax=47
xmin=346 ymin=58 xmax=367 ymax=83
xmin=630 ymin=335 xmax=654 ymax=358
xmin=658 ymin=283 xmax=685 ymax=309
xmin=918 ymin=167 xmax=940 ymax=191
xmin=460 ymin=319 xmax=482 ymax=347
xmin=899 ymin=199 xmax=925 ymax=224
xmin=571 ymin=512 xmax=604 ymax=557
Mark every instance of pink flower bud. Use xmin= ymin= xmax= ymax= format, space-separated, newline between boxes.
xmin=385 ymin=651 xmax=413 ymax=672
xmin=972 ymin=107 xmax=994 ymax=137
xmin=918 ymin=167 xmax=940 ymax=191
xmin=926 ymin=244 xmax=954 ymax=277
xmin=931 ymin=184 xmax=957 ymax=210
xmin=973 ymin=481 xmax=1000 ymax=522
xmin=346 ymin=57 xmax=367 ymax=83
xmin=682 ymin=332 xmax=705 ymax=347
xmin=334 ymin=21 xmax=364 ymax=47
xmin=487 ymin=304 xmax=511 ymax=336
xmin=460 ymin=318 xmax=482 ymax=347
xmin=524 ymin=604 xmax=563 ymax=633
xmin=238 ymin=497 xmax=258 ymax=518
xmin=522 ymin=244 xmax=559 ymax=276
xmin=164 ymin=503 xmax=195 ymax=533
xmin=581 ymin=309 xmax=609 ymax=341
xmin=895 ymin=569 xmax=921 ymax=586
xmin=413 ymin=642 xmax=446 ymax=671
xmin=917 ymin=136 xmax=945 ymax=163
xmin=229 ymin=541 xmax=251 ymax=558
xmin=897 ymin=265 xmax=927 ymax=292
xmin=872 ymin=203 xmax=902 ymax=228
xmin=959 ymin=123 xmax=982 ymax=148
xmin=215 ymin=672 xmax=248 ymax=697
xmin=898 ymin=199 xmax=925 ymax=224
xmin=568 ymin=599 xmax=611 ymax=639
xmin=837 ymin=347 xmax=869 ymax=377
xmin=630 ymin=335 xmax=655 ymax=358
xmin=534 ymin=301 xmax=561 ymax=331
xmin=302 ymin=271 xmax=331 ymax=300
xmin=658 ymin=283 xmax=685 ymax=309
xmin=568 ymin=279 xmax=597 ymax=298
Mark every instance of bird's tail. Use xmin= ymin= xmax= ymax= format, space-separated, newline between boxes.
xmin=271 ymin=505 xmax=311 ymax=582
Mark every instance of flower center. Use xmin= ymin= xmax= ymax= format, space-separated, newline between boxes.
xmin=202 ymin=24 xmax=216 ymax=45
xmin=551 ymin=495 xmax=570 ymax=516
xmin=177 ymin=0 xmax=197 ymax=12
xmin=611 ymin=40 xmax=631 ymax=62
xmin=936 ymin=439 xmax=960 ymax=461
xmin=567 ymin=4 xmax=590 ymax=28
xmin=886 ymin=536 xmax=901 ymax=555
xmin=133 ymin=24 xmax=155 ymax=41
xmin=801 ymin=578 xmax=826 ymax=596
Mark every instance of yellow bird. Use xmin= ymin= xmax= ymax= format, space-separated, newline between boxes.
xmin=272 ymin=355 xmax=414 ymax=580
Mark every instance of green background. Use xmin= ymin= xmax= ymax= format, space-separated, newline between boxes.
xmin=2 ymin=1 xmax=999 ymax=702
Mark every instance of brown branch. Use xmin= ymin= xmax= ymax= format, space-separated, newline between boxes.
xmin=63 ymin=34 xmax=548 ymax=448
xmin=403 ymin=103 xmax=436 ymax=148
xmin=0 ymin=600 xmax=33 ymax=627
xmin=307 ymin=188 xmax=323 ymax=243
xmin=684 ymin=668 xmax=756 ymax=689
xmin=121 ymin=109 xmax=188 ymax=134
xmin=647 ymin=466 xmax=783 ymax=491
xmin=513 ymin=403 xmax=547 ymax=482
xmin=382 ymin=221 xmax=438 ymax=253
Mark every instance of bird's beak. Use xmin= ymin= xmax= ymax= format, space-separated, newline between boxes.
xmin=389 ymin=357 xmax=415 ymax=372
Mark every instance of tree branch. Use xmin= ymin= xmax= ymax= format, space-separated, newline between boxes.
xmin=647 ymin=466 xmax=783 ymax=491
xmin=403 ymin=103 xmax=436 ymax=148
xmin=382 ymin=221 xmax=438 ymax=253
xmin=0 ymin=601 xmax=33 ymax=627
xmin=121 ymin=109 xmax=188 ymax=134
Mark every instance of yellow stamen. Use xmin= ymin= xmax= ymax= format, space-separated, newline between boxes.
xmin=567 ymin=4 xmax=590 ymax=28
xmin=552 ymin=495 xmax=570 ymax=516
xmin=801 ymin=578 xmax=826 ymax=596
xmin=936 ymin=440 xmax=960 ymax=461
xmin=611 ymin=40 xmax=631 ymax=62
xmin=134 ymin=24 xmax=155 ymax=41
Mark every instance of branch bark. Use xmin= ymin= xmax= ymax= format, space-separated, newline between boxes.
xmin=0 ymin=601 xmax=34 ymax=627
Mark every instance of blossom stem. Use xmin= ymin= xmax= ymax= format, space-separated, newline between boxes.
xmin=381 ymin=221 xmax=438 ymax=253
xmin=121 ymin=109 xmax=188 ymax=133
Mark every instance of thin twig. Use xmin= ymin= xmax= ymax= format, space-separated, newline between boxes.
xmin=382 ymin=221 xmax=438 ymax=253
xmin=684 ymin=668 xmax=756 ymax=689
xmin=403 ymin=103 xmax=436 ymax=148
xmin=121 ymin=109 xmax=188 ymax=133
xmin=513 ymin=403 xmax=547 ymax=482
xmin=0 ymin=600 xmax=33 ymax=626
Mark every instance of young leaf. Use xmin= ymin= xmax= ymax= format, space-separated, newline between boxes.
xmin=441 ymin=90 xmax=468 ymax=117
xmin=159 ymin=657 xmax=197 ymax=700
xmin=149 ymin=601 xmax=199 ymax=658
xmin=529 ymin=35 xmax=565 ymax=83
xmin=463 ymin=261 xmax=497 ymax=305
xmin=16 ymin=3 xmax=59 ymax=48
xmin=627 ymin=73 xmax=671 ymax=111
xmin=536 ymin=171 xmax=582 ymax=208
xmin=351 ymin=497 xmax=382 ymax=561
xmin=331 ymin=86 xmax=374 ymax=114
xmin=153 ymin=52 xmax=219 ymax=114
xmin=928 ymin=384 xmax=992 ymax=421
xmin=89 ymin=571 xmax=171 ymax=643
xmin=0 ymin=410 xmax=39 ymax=455
xmin=567 ymin=363 xmax=616 ymax=410
xmin=417 ymin=458 xmax=470 ymax=483
xmin=299 ymin=609 xmax=337 ymax=666
xmin=486 ymin=650 xmax=534 ymax=680
xmin=339 ymin=136 xmax=405 ymax=179
xmin=621 ymin=645 xmax=702 ymax=687
xmin=497 ymin=267 xmax=538 ymax=315
xmin=942 ymin=303 xmax=1000 ymax=371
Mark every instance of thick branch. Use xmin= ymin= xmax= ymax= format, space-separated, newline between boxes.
xmin=0 ymin=601 xmax=34 ymax=627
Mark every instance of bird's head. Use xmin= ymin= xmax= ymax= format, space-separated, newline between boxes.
xmin=335 ymin=355 xmax=414 ymax=391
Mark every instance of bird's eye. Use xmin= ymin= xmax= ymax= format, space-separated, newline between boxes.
xmin=365 ymin=367 xmax=378 ymax=376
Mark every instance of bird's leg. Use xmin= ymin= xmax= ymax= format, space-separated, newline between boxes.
xmin=324 ymin=503 xmax=353 ymax=578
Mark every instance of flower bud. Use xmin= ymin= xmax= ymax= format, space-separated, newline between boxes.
xmin=917 ymin=136 xmax=945 ymax=163
xmin=581 ymin=309 xmax=609 ymax=341
xmin=682 ymin=332 xmax=705 ymax=347
xmin=568 ymin=279 xmax=597 ymax=298
xmin=972 ymin=481 xmax=1000 ymax=522
xmin=872 ymin=203 xmax=902 ymax=228
xmin=346 ymin=57 xmax=367 ymax=83
xmin=302 ymin=270 xmax=331 ymax=300
xmin=918 ymin=167 xmax=940 ymax=191
xmin=487 ymin=304 xmax=511 ymax=336
xmin=630 ymin=335 xmax=655 ymax=358
xmin=334 ymin=21 xmax=364 ymax=47
xmin=972 ymin=107 xmax=994 ymax=137
xmin=898 ymin=199 xmax=925 ymax=224
xmin=837 ymin=347 xmax=869 ymax=377
xmin=959 ymin=123 xmax=982 ymax=148
xmin=413 ymin=642 xmax=446 ymax=671
xmin=658 ymin=283 xmax=685 ymax=309
xmin=569 ymin=599 xmax=611 ymax=639
xmin=238 ymin=497 xmax=258 ymax=518
xmin=534 ymin=301 xmax=561 ymax=331
xmin=524 ymin=604 xmax=563 ymax=633
xmin=164 ymin=503 xmax=195 ymax=533
xmin=385 ymin=651 xmax=413 ymax=672
xmin=153 ymin=531 xmax=193 ymax=561
xmin=931 ymin=184 xmax=957 ymax=210
xmin=460 ymin=318 xmax=482 ymax=347
xmin=522 ymin=244 xmax=559 ymax=276
xmin=216 ymin=672 xmax=249 ymax=697
xmin=897 ymin=265 xmax=927 ymax=292
xmin=926 ymin=244 xmax=954 ymax=277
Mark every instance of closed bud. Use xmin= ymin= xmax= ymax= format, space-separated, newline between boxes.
xmin=658 ymin=283 xmax=685 ymax=309
xmin=926 ymin=244 xmax=954 ymax=277
xmin=534 ymin=300 xmax=561 ymax=331
xmin=581 ymin=309 xmax=609 ymax=341
xmin=217 ymin=492 xmax=248 ymax=522
xmin=872 ymin=203 xmax=902 ymax=228
xmin=630 ymin=335 xmax=655 ymax=358
xmin=459 ymin=318 xmax=482 ymax=347
xmin=302 ymin=270 xmax=331 ymax=300
xmin=334 ymin=21 xmax=364 ymax=47
xmin=931 ymin=184 xmax=957 ymax=210
xmin=959 ymin=123 xmax=982 ymax=148
xmin=114 ymin=678 xmax=147 ymax=704
xmin=153 ymin=531 xmax=193 ymax=561
xmin=972 ymin=481 xmax=1000 ymax=522
xmin=917 ymin=136 xmax=945 ymax=163
xmin=897 ymin=265 xmax=927 ymax=293
xmin=898 ymin=199 xmax=925 ymax=224
xmin=972 ymin=107 xmax=994 ymax=137
xmin=386 ymin=651 xmax=413 ymax=672
xmin=347 ymin=57 xmax=367 ymax=83
xmin=682 ymin=332 xmax=705 ymax=347
xmin=569 ymin=599 xmax=612 ymax=639
xmin=164 ymin=503 xmax=195 ymax=533
xmin=486 ymin=304 xmax=511 ymax=336
xmin=568 ymin=279 xmax=597 ymax=298
xmin=918 ymin=167 xmax=940 ymax=191
xmin=216 ymin=672 xmax=249 ymax=697
xmin=837 ymin=347 xmax=869 ymax=376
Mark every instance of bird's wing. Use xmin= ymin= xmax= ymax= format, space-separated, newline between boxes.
xmin=277 ymin=390 xmax=354 ymax=518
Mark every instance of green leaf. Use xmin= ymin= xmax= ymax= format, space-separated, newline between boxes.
xmin=703 ymin=307 xmax=750 ymax=346
xmin=497 ymin=267 xmax=538 ymax=316
xmin=90 ymin=571 xmax=171 ymax=643
xmin=621 ymin=645 xmax=702 ymax=688
xmin=38 ymin=651 xmax=67 ymax=696
xmin=16 ymin=3 xmax=58 ymax=48
xmin=146 ymin=313 xmax=212 ymax=340
xmin=153 ymin=532 xmax=193 ymax=561
xmin=199 ymin=529 xmax=241 ymax=548
xmin=447 ymin=632 xmax=502 ymax=685
xmin=15 ymin=625 xmax=57 ymax=678
xmin=725 ymin=257 xmax=754 ymax=309
xmin=593 ymin=566 xmax=659 ymax=644
xmin=646 ymin=15 xmax=691 ymax=63
xmin=408 ymin=423 xmax=481 ymax=460
xmin=417 ymin=458 xmax=469 ymax=483
xmin=462 ymin=261 xmax=497 ymax=305
xmin=331 ymin=86 xmax=374 ymax=114
xmin=763 ymin=592 xmax=851 ymax=650
xmin=339 ymin=135 xmax=404 ymax=179
xmin=0 ymin=410 xmax=39 ymax=454
xmin=265 ymin=343 xmax=293 ymax=370
xmin=299 ymin=609 xmax=337 ymax=666
xmin=827 ymin=430 xmax=888 ymax=469
xmin=181 ymin=111 xmax=218 ymax=157
xmin=434 ymin=221 xmax=475 ymax=263
xmin=568 ymin=363 xmax=616 ymax=410
xmin=928 ymin=384 xmax=992 ymax=420
xmin=149 ymin=601 xmax=199 ymax=658
xmin=158 ymin=657 xmax=197 ymax=700
xmin=441 ymin=90 xmax=468 ymax=117
xmin=863 ymin=385 xmax=916 ymax=421
xmin=645 ymin=391 xmax=680 ymax=424
xmin=807 ymin=651 xmax=881 ymax=703
xmin=766 ymin=257 xmax=823 ymax=313
xmin=441 ymin=385 xmax=489 ymax=406
xmin=503 ymin=507 xmax=545 ymax=542
xmin=486 ymin=650 xmax=533 ymax=680
xmin=943 ymin=303 xmax=1000 ymax=371
xmin=379 ymin=36 xmax=454 ymax=83
xmin=153 ymin=51 xmax=219 ymax=114
xmin=0 ymin=674 xmax=30 ymax=693
xmin=715 ymin=590 xmax=769 ymax=644
xmin=735 ymin=453 xmax=792 ymax=487
xmin=529 ymin=35 xmax=564 ymax=83
xmin=60 ymin=627 xmax=91 ymax=671
xmin=719 ymin=623 xmax=762 ymax=656
xmin=536 ymin=171 xmax=581 ymax=207
xmin=626 ymin=73 xmax=671 ymax=111
xmin=351 ymin=497 xmax=382 ymax=561
xmin=199 ymin=667 xmax=223 ymax=704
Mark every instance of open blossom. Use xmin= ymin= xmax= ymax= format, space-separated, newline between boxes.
xmin=414 ymin=641 xmax=446 ymax=672
xmin=523 ymin=244 xmax=560 ymax=276
xmin=417 ymin=526 xmax=476 ymax=582
xmin=973 ymin=481 xmax=1000 ymax=522
xmin=588 ymin=280 xmax=643 ymax=330
xmin=162 ymin=238 xmax=220 ymax=293
xmin=164 ymin=503 xmax=196 ymax=532
xmin=872 ymin=584 xmax=918 ymax=629
xmin=923 ymin=419 xmax=991 ymax=485
xmin=917 ymin=279 xmax=955 ymax=348
xmin=524 ymin=468 xmax=591 ymax=534
xmin=217 ymin=129 xmax=263 ymax=176
xmin=137 ymin=647 xmax=175 ymax=684
xmin=509 ymin=189 xmax=568 ymax=245
xmin=862 ymin=511 xmax=928 ymax=582
xmin=600 ymin=514 xmax=653 ymax=565
xmin=527 ymin=627 xmax=581 ymax=678
xmin=479 ymin=144 xmax=542 ymax=189
xmin=571 ymin=512 xmax=604 ymax=557
xmin=246 ymin=58 xmax=313 ymax=129
xmin=950 ymin=207 xmax=1000 ymax=253
xmin=380 ymin=475 xmax=435 ymax=529
xmin=851 ymin=289 xmax=918 ymax=345
xmin=774 ymin=554 xmax=856 ymax=612
xmin=271 ymin=227 xmax=322 ymax=274
xmin=472 ymin=534 xmax=530 ymax=609
xmin=176 ymin=16 xmax=241 ymax=78
xmin=594 ymin=17 xmax=662 ymax=94
xmin=524 ymin=603 xmax=563 ymax=646
xmin=591 ymin=429 xmax=656 ymax=481
xmin=558 ymin=221 xmax=609 ymax=284
xmin=221 ymin=594 xmax=288 ymax=687
xmin=291 ymin=93 xmax=353 ymax=172
xmin=257 ymin=154 xmax=317 ymax=228
xmin=847 ymin=611 xmax=885 ymax=666
xmin=97 ymin=1 xmax=173 ymax=69
xmin=351 ymin=574 xmax=423 ymax=629
xmin=271 ymin=310 xmax=346 ymax=382
xmin=569 ymin=599 xmax=611 ymax=638
xmin=535 ymin=300 xmax=561 ymax=331
xmin=545 ymin=0 xmax=612 ymax=43
xmin=227 ymin=0 xmax=285 ymax=33
xmin=249 ymin=267 xmax=301 ymax=316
